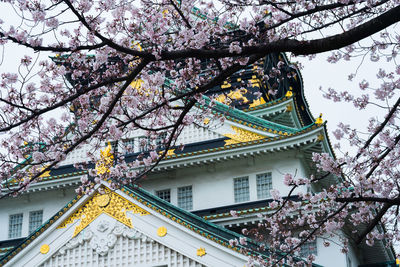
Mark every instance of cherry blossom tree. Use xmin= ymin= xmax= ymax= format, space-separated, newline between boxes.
xmin=0 ymin=0 xmax=399 ymax=265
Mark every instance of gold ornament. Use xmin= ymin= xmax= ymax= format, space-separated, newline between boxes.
xmin=285 ymin=86 xmax=294 ymax=97
xmin=221 ymin=81 xmax=231 ymax=89
xmin=95 ymin=194 xmax=110 ymax=207
xmin=58 ymin=187 xmax=149 ymax=237
xmin=249 ymin=76 xmax=261 ymax=88
xmin=196 ymin=247 xmax=206 ymax=257
xmin=214 ymin=94 xmax=227 ymax=104
xmin=224 ymin=126 xmax=265 ymax=145
xmin=166 ymin=149 xmax=175 ymax=156
xmin=315 ymin=113 xmax=323 ymax=125
xmin=249 ymin=97 xmax=266 ymax=108
xmin=157 ymin=226 xmax=167 ymax=237
xmin=40 ymin=244 xmax=50 ymax=254
xmin=227 ymin=89 xmax=249 ymax=103
xmin=95 ymin=143 xmax=114 ymax=175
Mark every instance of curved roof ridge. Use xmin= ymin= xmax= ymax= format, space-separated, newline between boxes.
xmin=200 ymin=94 xmax=308 ymax=134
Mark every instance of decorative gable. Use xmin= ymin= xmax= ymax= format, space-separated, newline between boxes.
xmin=40 ymin=216 xmax=205 ymax=267
xmin=2 ymin=183 xmax=249 ymax=267
xmin=57 ymin=188 xmax=149 ymax=237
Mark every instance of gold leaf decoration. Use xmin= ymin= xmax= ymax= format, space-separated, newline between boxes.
xmin=214 ymin=94 xmax=227 ymax=104
xmin=227 ymin=89 xmax=249 ymax=103
xmin=224 ymin=126 xmax=265 ymax=145
xmin=249 ymin=97 xmax=266 ymax=108
xmin=197 ymin=247 xmax=206 ymax=257
xmin=157 ymin=226 xmax=167 ymax=237
xmin=249 ymin=76 xmax=261 ymax=87
xmin=315 ymin=113 xmax=323 ymax=125
xmin=166 ymin=149 xmax=175 ymax=156
xmin=58 ymin=187 xmax=149 ymax=237
xmin=95 ymin=143 xmax=114 ymax=175
xmin=40 ymin=244 xmax=50 ymax=254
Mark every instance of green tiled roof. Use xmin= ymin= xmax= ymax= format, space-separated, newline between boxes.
xmin=200 ymin=95 xmax=302 ymax=134
xmin=0 ymin=184 xmax=322 ymax=267
xmin=122 ymin=185 xmax=323 ymax=266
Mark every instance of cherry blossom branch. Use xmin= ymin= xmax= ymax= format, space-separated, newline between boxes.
xmin=336 ymin=196 xmax=400 ymax=204
xmin=2 ymin=2 xmax=398 ymax=67
xmin=62 ymin=0 xmax=146 ymax=57
xmin=355 ymin=203 xmax=392 ymax=244
xmin=159 ymin=5 xmax=400 ymax=59
xmin=118 ymin=54 xmax=263 ymax=128
xmin=0 ymin=74 xmax=132 ymax=132
xmin=169 ymin=0 xmax=192 ymax=29
xmin=2 ymin=59 xmax=149 ymax=197
xmin=355 ymin=96 xmax=400 ymax=158
xmin=0 ymin=31 xmax=107 ymax=52
xmin=272 ymin=203 xmax=349 ymax=266
xmin=364 ymin=133 xmax=400 ymax=179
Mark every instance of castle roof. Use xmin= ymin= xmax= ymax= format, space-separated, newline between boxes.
xmin=0 ymin=182 xmax=321 ymax=267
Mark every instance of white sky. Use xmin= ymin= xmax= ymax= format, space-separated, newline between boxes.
xmin=0 ymin=43 xmax=386 ymax=153
xmin=297 ymin=49 xmax=396 ymax=156
xmin=0 ymin=2 xmax=396 ymax=158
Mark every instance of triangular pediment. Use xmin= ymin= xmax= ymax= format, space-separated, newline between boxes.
xmin=41 ymin=214 xmax=206 ymax=267
xmin=1 ymin=183 xmax=250 ymax=267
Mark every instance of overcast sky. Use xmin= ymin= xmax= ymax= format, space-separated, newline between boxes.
xmin=0 ymin=43 xmax=387 ymax=154
xmin=0 ymin=2 xmax=395 ymax=158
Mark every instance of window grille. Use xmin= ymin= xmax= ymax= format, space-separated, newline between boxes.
xmin=138 ymin=136 xmax=150 ymax=152
xmin=123 ymin=138 xmax=135 ymax=154
xmin=155 ymin=132 xmax=167 ymax=150
xmin=9 ymin=213 xmax=23 ymax=239
xmin=110 ymin=141 xmax=118 ymax=154
xmin=178 ymin=186 xmax=193 ymax=210
xmin=29 ymin=210 xmax=43 ymax=234
xmin=300 ymin=240 xmax=317 ymax=257
xmin=156 ymin=189 xmax=171 ymax=203
xmin=256 ymin=172 xmax=272 ymax=199
xmin=234 ymin=177 xmax=250 ymax=203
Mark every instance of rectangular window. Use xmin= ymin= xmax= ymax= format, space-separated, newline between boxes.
xmin=156 ymin=189 xmax=171 ymax=203
xmin=155 ymin=132 xmax=167 ymax=150
xmin=300 ymin=240 xmax=317 ymax=257
xmin=9 ymin=213 xmax=23 ymax=239
xmin=138 ymin=136 xmax=150 ymax=152
xmin=29 ymin=210 xmax=43 ymax=234
xmin=178 ymin=186 xmax=192 ymax=210
xmin=112 ymin=141 xmax=118 ymax=154
xmin=123 ymin=138 xmax=135 ymax=154
xmin=234 ymin=177 xmax=250 ymax=203
xmin=256 ymin=172 xmax=272 ymax=199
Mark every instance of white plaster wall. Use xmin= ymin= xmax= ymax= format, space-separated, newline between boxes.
xmin=311 ymin=233 xmax=361 ymax=267
xmin=0 ymin=188 xmax=76 ymax=241
xmin=313 ymin=233 xmax=363 ymax=267
xmin=312 ymin=236 xmax=347 ymax=267
xmin=142 ymin=151 xmax=309 ymax=211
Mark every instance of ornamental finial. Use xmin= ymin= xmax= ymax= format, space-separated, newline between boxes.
xmin=315 ymin=113 xmax=323 ymax=125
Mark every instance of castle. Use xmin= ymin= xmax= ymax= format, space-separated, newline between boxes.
xmin=0 ymin=53 xmax=396 ymax=266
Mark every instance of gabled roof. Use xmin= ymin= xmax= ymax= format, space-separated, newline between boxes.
xmin=3 ymin=122 xmax=330 ymax=191
xmin=5 ymin=52 xmax=332 ymax=194
xmin=0 ymin=182 xmax=320 ymax=267
xmin=198 ymin=53 xmax=315 ymax=127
